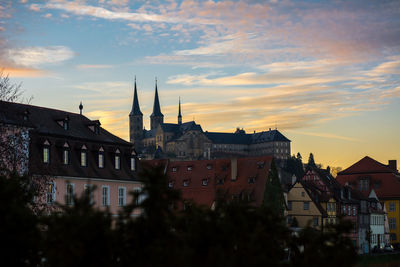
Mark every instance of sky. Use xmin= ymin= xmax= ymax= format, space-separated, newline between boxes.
xmin=1 ymin=0 xmax=399 ymax=169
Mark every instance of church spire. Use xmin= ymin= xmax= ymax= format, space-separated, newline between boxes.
xmin=151 ymin=77 xmax=163 ymax=117
xmin=130 ymin=76 xmax=142 ymax=116
xmin=178 ymin=97 xmax=182 ymax=125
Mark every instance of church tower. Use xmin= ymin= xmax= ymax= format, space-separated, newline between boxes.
xmin=129 ymin=77 xmax=143 ymax=143
xmin=178 ymin=97 xmax=182 ymax=125
xmin=150 ymin=78 xmax=164 ymax=130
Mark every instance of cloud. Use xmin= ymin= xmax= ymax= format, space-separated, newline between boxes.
xmin=7 ymin=46 xmax=74 ymax=67
xmin=76 ymin=64 xmax=114 ymax=69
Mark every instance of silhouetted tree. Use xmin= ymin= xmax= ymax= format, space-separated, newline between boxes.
xmin=263 ymin=159 xmax=285 ymax=216
xmin=0 ymin=174 xmax=41 ymax=266
xmin=307 ymin=153 xmax=315 ymax=167
xmin=42 ymin=189 xmax=114 ymax=267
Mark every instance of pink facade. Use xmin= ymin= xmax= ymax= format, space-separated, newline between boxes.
xmin=49 ymin=177 xmax=143 ymax=216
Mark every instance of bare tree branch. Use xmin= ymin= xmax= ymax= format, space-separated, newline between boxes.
xmin=0 ymin=69 xmax=33 ymax=103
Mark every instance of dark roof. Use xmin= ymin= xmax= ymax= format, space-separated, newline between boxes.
xmin=251 ymin=130 xmax=291 ymax=143
xmin=151 ymin=82 xmax=163 ymax=117
xmin=129 ymin=79 xmax=142 ymax=116
xmin=0 ymin=100 xmax=131 ymax=146
xmin=143 ymin=129 xmax=156 ymax=138
xmin=204 ymin=129 xmax=290 ymax=145
xmin=205 ymin=132 xmax=251 ymax=144
xmin=159 ymin=121 xmax=202 ymax=135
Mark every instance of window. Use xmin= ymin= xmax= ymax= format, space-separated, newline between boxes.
xmin=313 ymin=217 xmax=319 ymax=227
xmin=172 ymin=167 xmax=177 ymax=172
xmin=64 ymin=120 xmax=69 ymax=130
xmin=80 ymin=151 xmax=87 ymax=167
xmin=390 ymin=233 xmax=397 ymax=241
xmin=187 ymin=166 xmax=192 ymax=171
xmin=348 ymin=206 xmax=351 ymax=216
xmin=115 ymin=154 xmax=120 ymax=170
xmin=207 ymin=164 xmax=212 ymax=170
xmin=102 ymin=186 xmax=110 ymax=206
xmin=353 ymin=206 xmax=356 ymax=216
xmin=183 ymin=180 xmax=189 ymax=187
xmin=217 ymin=179 xmax=224 ymax=185
xmin=46 ymin=182 xmax=56 ymax=204
xmin=130 ymin=157 xmax=136 ymax=171
xmin=389 ymin=202 xmax=396 ymax=212
xmin=248 ymin=177 xmax=256 ymax=184
xmin=134 ymin=187 xmax=143 ymax=205
xmin=304 ymin=202 xmax=310 ymax=210
xmin=66 ymin=183 xmax=74 ymax=205
xmin=202 ymin=179 xmax=208 ymax=186
xmin=288 ymin=201 xmax=292 ymax=211
xmin=118 ymin=187 xmax=126 ymax=206
xmin=168 ymin=180 xmax=174 ymax=188
xmin=343 ymin=206 xmax=346 ymax=214
xmin=358 ymin=178 xmax=369 ymax=191
xmin=98 ymin=153 xmax=104 ymax=168
xmin=63 ymin=150 xmax=69 ymax=165
xmin=84 ymin=184 xmax=94 ymax=204
xmin=43 ymin=147 xmax=50 ymax=163
xmin=301 ymin=191 xmax=305 ymax=197
xmin=389 ymin=218 xmax=396 ymax=230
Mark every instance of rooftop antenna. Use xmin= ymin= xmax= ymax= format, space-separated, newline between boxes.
xmin=79 ymin=101 xmax=83 ymax=115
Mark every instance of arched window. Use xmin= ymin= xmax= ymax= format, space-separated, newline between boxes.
xmin=63 ymin=142 xmax=69 ymax=165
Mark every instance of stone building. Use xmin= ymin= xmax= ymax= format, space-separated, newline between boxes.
xmin=129 ymin=79 xmax=291 ymax=160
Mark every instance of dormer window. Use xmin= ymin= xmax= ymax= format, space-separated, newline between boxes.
xmin=43 ymin=140 xmax=50 ymax=163
xmin=87 ymin=120 xmax=101 ymax=134
xmin=80 ymin=145 xmax=87 ymax=167
xmin=115 ymin=149 xmax=120 ymax=170
xmin=98 ymin=147 xmax=105 ymax=168
xmin=130 ymin=157 xmax=136 ymax=171
xmin=64 ymin=120 xmax=69 ymax=130
xmin=23 ymin=109 xmax=30 ymax=121
xmin=63 ymin=142 xmax=69 ymax=165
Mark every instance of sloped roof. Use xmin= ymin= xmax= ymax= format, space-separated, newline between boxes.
xmin=339 ymin=156 xmax=395 ymax=175
xmin=204 ymin=129 xmax=290 ymax=145
xmin=336 ymin=156 xmax=400 ymax=199
xmin=205 ymin=132 xmax=251 ymax=144
xmin=144 ymin=156 xmax=274 ymax=208
xmin=151 ymin=84 xmax=163 ymax=117
xmin=0 ymin=100 xmax=130 ymax=146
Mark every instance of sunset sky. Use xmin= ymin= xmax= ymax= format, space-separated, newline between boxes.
xmin=1 ymin=0 xmax=399 ymax=169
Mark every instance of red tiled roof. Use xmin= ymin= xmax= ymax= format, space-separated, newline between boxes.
xmin=144 ymin=156 xmax=273 ymax=208
xmin=338 ymin=156 xmax=394 ymax=175
xmin=336 ymin=156 xmax=400 ymax=199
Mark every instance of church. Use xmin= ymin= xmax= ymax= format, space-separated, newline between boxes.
xmin=129 ymin=79 xmax=291 ymax=161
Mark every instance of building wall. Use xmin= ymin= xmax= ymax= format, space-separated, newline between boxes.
xmin=384 ymin=199 xmax=400 ymax=243
xmin=44 ymin=176 xmax=142 ymax=216
xmin=370 ymin=213 xmax=385 ymax=249
xmin=287 ymin=182 xmax=322 ymax=229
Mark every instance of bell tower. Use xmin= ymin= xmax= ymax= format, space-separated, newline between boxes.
xmin=150 ymin=78 xmax=164 ymax=130
xmin=129 ymin=76 xmax=143 ymax=143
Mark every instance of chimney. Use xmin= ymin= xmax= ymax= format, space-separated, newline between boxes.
xmin=231 ymin=158 xmax=237 ymax=181
xmin=388 ymin=160 xmax=397 ymax=172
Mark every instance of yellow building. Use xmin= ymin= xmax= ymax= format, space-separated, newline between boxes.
xmin=287 ymin=181 xmax=325 ymax=229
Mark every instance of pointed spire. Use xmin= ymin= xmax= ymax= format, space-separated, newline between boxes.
xmin=130 ymin=76 xmax=142 ymax=116
xmin=151 ymin=77 xmax=163 ymax=117
xmin=178 ymin=97 xmax=182 ymax=125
